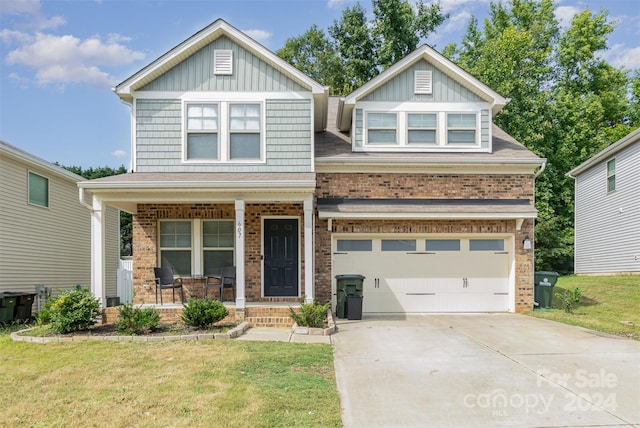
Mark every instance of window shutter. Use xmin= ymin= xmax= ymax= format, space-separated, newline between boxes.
xmin=214 ymin=50 xmax=233 ymax=75
xmin=414 ymin=70 xmax=432 ymax=94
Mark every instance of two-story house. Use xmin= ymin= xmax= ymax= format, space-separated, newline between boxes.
xmin=79 ymin=19 xmax=545 ymax=323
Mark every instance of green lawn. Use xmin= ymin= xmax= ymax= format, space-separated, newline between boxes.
xmin=0 ymin=327 xmax=341 ymax=427
xmin=526 ymin=275 xmax=640 ymax=340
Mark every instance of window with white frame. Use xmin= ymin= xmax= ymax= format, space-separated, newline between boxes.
xmin=367 ymin=112 xmax=397 ymax=144
xmin=28 ymin=171 xmax=49 ymax=208
xmin=229 ymin=104 xmax=261 ymax=160
xmin=607 ymin=158 xmax=616 ymax=192
xmin=159 ymin=221 xmax=192 ymax=276
xmin=186 ymin=104 xmax=219 ymax=160
xmin=408 ymin=113 xmax=437 ymax=144
xmin=447 ymin=113 xmax=477 ymax=145
xmin=202 ymin=220 xmax=234 ymax=276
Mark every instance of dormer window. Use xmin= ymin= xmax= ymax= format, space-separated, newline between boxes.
xmin=367 ymin=113 xmax=397 ymax=144
xmin=408 ymin=113 xmax=437 ymax=145
xmin=447 ymin=113 xmax=477 ymax=145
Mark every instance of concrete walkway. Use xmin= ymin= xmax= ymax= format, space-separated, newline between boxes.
xmin=236 ymin=326 xmax=332 ymax=344
xmin=332 ymin=314 xmax=640 ymax=428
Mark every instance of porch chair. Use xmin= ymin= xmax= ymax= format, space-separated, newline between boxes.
xmin=153 ymin=267 xmax=185 ymax=304
xmin=205 ymin=266 xmax=236 ymax=302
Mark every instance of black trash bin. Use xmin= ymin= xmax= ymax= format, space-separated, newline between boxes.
xmin=0 ymin=293 xmax=18 ymax=324
xmin=335 ymin=274 xmax=365 ymax=319
xmin=534 ymin=271 xmax=560 ymax=309
xmin=2 ymin=292 xmax=36 ymax=322
xmin=346 ymin=295 xmax=363 ymax=320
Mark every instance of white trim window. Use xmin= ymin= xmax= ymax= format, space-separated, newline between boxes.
xmin=407 ymin=113 xmax=437 ymax=145
xmin=159 ymin=221 xmax=192 ymax=276
xmin=447 ymin=113 xmax=477 ymax=145
xmin=607 ymin=158 xmax=616 ymax=193
xmin=229 ymin=103 xmax=262 ymax=160
xmin=28 ymin=171 xmax=49 ymax=208
xmin=186 ymin=104 xmax=219 ymax=160
xmin=366 ymin=112 xmax=397 ymax=145
xmin=203 ymin=220 xmax=234 ymax=276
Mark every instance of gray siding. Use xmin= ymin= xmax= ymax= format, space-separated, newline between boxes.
xmin=362 ymin=60 xmax=483 ymax=103
xmin=574 ymin=141 xmax=640 ymax=273
xmin=135 ymin=98 xmax=312 ymax=172
xmin=140 ymin=36 xmax=306 ymax=93
xmin=0 ymin=154 xmax=91 ymax=294
xmin=481 ymin=109 xmax=489 ymax=147
xmin=354 ymin=109 xmax=363 ymax=148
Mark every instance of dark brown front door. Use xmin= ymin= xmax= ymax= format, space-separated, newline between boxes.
xmin=264 ymin=219 xmax=298 ymax=297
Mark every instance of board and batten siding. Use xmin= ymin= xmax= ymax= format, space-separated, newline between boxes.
xmin=0 ymin=155 xmax=91 ymax=294
xmin=135 ymin=98 xmax=312 ymax=172
xmin=139 ymin=36 xmax=306 ymax=93
xmin=574 ymin=141 xmax=640 ymax=273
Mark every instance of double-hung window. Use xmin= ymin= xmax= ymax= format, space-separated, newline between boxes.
xmin=159 ymin=221 xmax=192 ymax=276
xmin=447 ymin=113 xmax=477 ymax=145
xmin=28 ymin=171 xmax=49 ymax=208
xmin=203 ymin=220 xmax=234 ymax=276
xmin=229 ymin=104 xmax=261 ymax=160
xmin=607 ymin=159 xmax=616 ymax=192
xmin=367 ymin=113 xmax=397 ymax=144
xmin=408 ymin=113 xmax=437 ymax=145
xmin=186 ymin=104 xmax=219 ymax=160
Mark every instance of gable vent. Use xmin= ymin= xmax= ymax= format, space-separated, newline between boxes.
xmin=414 ymin=70 xmax=432 ymax=94
xmin=214 ymin=50 xmax=233 ymax=75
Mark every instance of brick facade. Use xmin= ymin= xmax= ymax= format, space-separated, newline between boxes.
xmin=314 ymin=172 xmax=536 ymax=312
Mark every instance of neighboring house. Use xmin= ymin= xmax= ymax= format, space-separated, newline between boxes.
xmin=0 ymin=141 xmax=120 ymax=300
xmin=567 ymin=128 xmax=640 ymax=274
xmin=78 ymin=19 xmax=545 ymax=317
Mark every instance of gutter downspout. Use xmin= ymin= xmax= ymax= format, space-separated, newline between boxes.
xmin=78 ymin=187 xmax=93 ymax=211
xmin=534 ymin=159 xmax=547 ymax=178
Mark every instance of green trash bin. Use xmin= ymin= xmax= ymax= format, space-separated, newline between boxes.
xmin=4 ymin=292 xmax=36 ymax=322
xmin=335 ymin=274 xmax=365 ymax=319
xmin=534 ymin=271 xmax=559 ymax=309
xmin=0 ymin=293 xmax=18 ymax=324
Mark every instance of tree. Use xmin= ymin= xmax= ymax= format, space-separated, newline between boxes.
xmin=278 ymin=0 xmax=447 ymax=95
xmin=62 ymin=165 xmax=132 ymax=256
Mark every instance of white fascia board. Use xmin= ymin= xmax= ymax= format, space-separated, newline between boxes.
xmin=315 ymin=157 xmax=546 ymax=170
xmin=0 ymin=141 xmax=86 ymax=183
xmin=567 ymin=128 xmax=640 ymax=178
xmin=133 ymin=91 xmax=314 ymax=100
xmin=115 ymin=19 xmax=325 ymax=99
xmin=77 ymin=179 xmax=316 ymax=191
xmin=318 ymin=211 xmax=538 ymax=220
xmin=92 ymin=191 xmax=315 ymax=206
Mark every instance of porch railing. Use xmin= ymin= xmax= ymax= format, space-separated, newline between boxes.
xmin=117 ymin=259 xmax=133 ymax=304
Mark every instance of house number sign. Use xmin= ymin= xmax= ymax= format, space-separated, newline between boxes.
xmin=237 ymin=220 xmax=243 ymax=239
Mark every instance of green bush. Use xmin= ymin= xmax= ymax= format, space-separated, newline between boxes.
xmin=555 ymin=287 xmax=582 ymax=313
xmin=289 ymin=301 xmax=330 ymax=328
xmin=181 ymin=298 xmax=228 ymax=328
xmin=115 ymin=304 xmax=160 ymax=335
xmin=40 ymin=288 xmax=102 ymax=334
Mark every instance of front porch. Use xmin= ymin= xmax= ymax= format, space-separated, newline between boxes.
xmin=102 ymin=302 xmax=301 ymax=328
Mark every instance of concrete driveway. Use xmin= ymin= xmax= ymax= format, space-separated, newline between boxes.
xmin=332 ymin=314 xmax=640 ymax=428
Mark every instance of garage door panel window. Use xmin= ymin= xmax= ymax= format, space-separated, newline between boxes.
xmin=337 ymin=239 xmax=372 ymax=252
xmin=425 ymin=239 xmax=460 ymax=251
xmin=381 ymin=239 xmax=416 ymax=251
xmin=469 ymin=239 xmax=504 ymax=251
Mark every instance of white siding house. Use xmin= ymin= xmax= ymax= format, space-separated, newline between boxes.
xmin=0 ymin=141 xmax=120 ymax=302
xmin=567 ymin=128 xmax=640 ymax=274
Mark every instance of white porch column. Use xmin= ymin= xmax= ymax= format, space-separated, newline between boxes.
xmin=234 ymin=199 xmax=246 ymax=309
xmin=91 ymin=197 xmax=106 ymax=305
xmin=304 ymin=198 xmax=314 ymax=303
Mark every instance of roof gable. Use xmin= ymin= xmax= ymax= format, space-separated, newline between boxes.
xmin=114 ymin=19 xmax=326 ymax=101
xmin=0 ymin=140 xmax=85 ymax=183
xmin=568 ymin=127 xmax=640 ymax=177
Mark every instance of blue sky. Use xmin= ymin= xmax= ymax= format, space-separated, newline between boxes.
xmin=1 ymin=0 xmax=639 ymax=169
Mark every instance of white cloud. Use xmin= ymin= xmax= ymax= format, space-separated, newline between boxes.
xmin=243 ymin=29 xmax=272 ymax=44
xmin=436 ymin=0 xmax=489 ymax=15
xmin=6 ymin=32 xmax=145 ymax=87
xmin=0 ymin=0 xmax=40 ymax=15
xmin=112 ymin=149 xmax=127 ymax=158
xmin=600 ymin=43 xmax=640 ymax=70
xmin=442 ymin=10 xmax=472 ymax=33
xmin=556 ymin=6 xmax=581 ymax=28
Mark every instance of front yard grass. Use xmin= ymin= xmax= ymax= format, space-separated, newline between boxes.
xmin=0 ymin=325 xmax=341 ymax=427
xmin=526 ymin=275 xmax=640 ymax=340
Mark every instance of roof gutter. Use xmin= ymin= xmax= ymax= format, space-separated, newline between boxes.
xmin=534 ymin=158 xmax=547 ymax=178
xmin=78 ymin=188 xmax=93 ymax=211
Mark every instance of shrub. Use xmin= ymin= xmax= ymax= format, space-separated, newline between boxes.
xmin=289 ymin=301 xmax=330 ymax=328
xmin=181 ymin=298 xmax=228 ymax=328
xmin=555 ymin=287 xmax=582 ymax=313
xmin=115 ymin=304 xmax=160 ymax=335
xmin=42 ymin=288 xmax=102 ymax=334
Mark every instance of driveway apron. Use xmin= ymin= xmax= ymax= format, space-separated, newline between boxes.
xmin=332 ymin=314 xmax=640 ymax=428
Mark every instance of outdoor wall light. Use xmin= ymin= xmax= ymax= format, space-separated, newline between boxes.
xmin=523 ymin=236 xmax=532 ymax=250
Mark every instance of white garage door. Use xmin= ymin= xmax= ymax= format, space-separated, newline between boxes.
xmin=333 ymin=236 xmax=512 ymax=313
